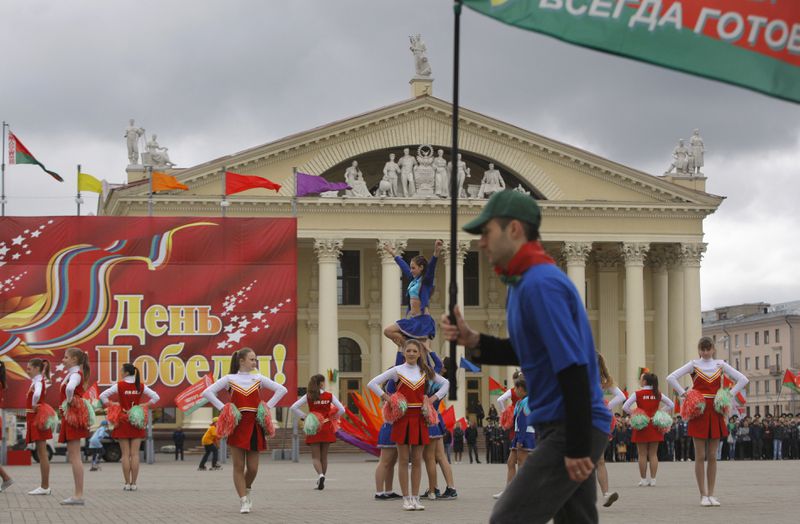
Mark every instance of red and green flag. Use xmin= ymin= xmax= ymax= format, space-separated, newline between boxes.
xmin=7 ymin=132 xmax=64 ymax=181
xmin=464 ymin=0 xmax=800 ymax=103
xmin=782 ymin=369 xmax=800 ymax=394
xmin=723 ymin=375 xmax=747 ymax=405
xmin=489 ymin=376 xmax=506 ymax=396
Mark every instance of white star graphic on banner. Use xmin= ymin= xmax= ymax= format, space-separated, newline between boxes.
xmin=238 ymin=318 xmax=250 ymax=329
xmin=231 ymin=315 xmax=240 ymax=322
xmin=11 ymin=253 xmax=20 ymax=260
xmin=286 ymin=298 xmax=292 ymax=303
xmin=278 ymin=302 xmax=284 ymax=307
xmin=227 ymin=330 xmax=245 ymax=343
xmin=0 ymin=246 xmax=9 ymax=256
xmin=237 ymin=290 xmax=244 ymax=296
xmin=251 ymin=326 xmax=260 ymax=332
xmin=11 ymin=235 xmax=24 ymax=246
xmin=30 ymin=230 xmax=41 ymax=238
xmin=56 ymin=363 xmax=65 ymax=371
xmin=224 ymin=324 xmax=235 ymax=333
xmin=217 ymin=340 xmax=230 ymax=349
xmin=269 ymin=307 xmax=279 ymax=314
xmin=252 ymin=311 xmax=264 ymax=320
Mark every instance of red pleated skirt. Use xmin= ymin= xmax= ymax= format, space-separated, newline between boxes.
xmin=227 ymin=411 xmax=267 ymax=451
xmin=688 ymin=397 xmax=728 ymax=439
xmin=390 ymin=408 xmax=429 ymax=446
xmin=112 ymin=419 xmax=146 ymax=440
xmin=26 ymin=412 xmax=53 ymax=443
xmin=306 ymin=419 xmax=337 ymax=445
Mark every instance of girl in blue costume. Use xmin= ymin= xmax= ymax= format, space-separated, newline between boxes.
xmin=494 ymin=376 xmax=535 ymax=500
xmin=374 ymin=375 xmax=401 ymax=501
xmin=382 ymin=240 xmax=442 ymax=349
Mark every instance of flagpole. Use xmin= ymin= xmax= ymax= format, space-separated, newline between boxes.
xmin=221 ymin=167 xmax=228 ymax=218
xmin=447 ymin=0 xmax=463 ymax=402
xmin=148 ymin=165 xmax=153 ymax=217
xmin=76 ymin=164 xmax=82 ymax=216
xmin=291 ymin=167 xmax=297 ymax=217
xmin=1 ymin=121 xmax=7 ymax=216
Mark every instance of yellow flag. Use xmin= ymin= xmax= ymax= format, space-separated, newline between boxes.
xmin=78 ymin=172 xmax=103 ymax=193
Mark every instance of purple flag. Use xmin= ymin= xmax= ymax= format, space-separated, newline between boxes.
xmin=295 ymin=172 xmax=350 ymax=197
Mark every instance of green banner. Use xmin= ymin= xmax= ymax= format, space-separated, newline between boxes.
xmin=464 ymin=0 xmax=800 ymax=103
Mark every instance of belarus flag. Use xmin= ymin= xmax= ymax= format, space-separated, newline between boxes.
xmin=7 ymin=132 xmax=63 ymax=181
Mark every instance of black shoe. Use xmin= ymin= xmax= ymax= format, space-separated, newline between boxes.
xmin=198 ymin=466 xmax=206 ymax=470
xmin=317 ymin=476 xmax=325 ymax=490
xmin=374 ymin=493 xmax=389 ymax=500
xmin=438 ymin=487 xmax=458 ymax=500
xmin=386 ymin=492 xmax=402 ymax=499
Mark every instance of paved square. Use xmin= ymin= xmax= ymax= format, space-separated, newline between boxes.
xmin=1 ymin=454 xmax=796 ymax=523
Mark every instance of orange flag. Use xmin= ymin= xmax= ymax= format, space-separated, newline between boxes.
xmin=152 ymin=171 xmax=188 ymax=192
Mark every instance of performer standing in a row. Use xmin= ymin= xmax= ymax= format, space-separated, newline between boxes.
xmin=59 ymin=347 xmax=92 ymax=505
xmin=667 ymin=337 xmax=747 ymax=507
xmin=622 ymin=372 xmax=673 ymax=487
xmin=382 ymin=240 xmax=441 ymax=348
xmin=368 ymin=339 xmax=449 ymax=511
xmin=290 ymin=374 xmax=345 ymax=490
xmin=99 ymin=363 xmax=160 ymax=491
xmin=26 ymin=359 xmax=54 ymax=495
xmin=493 ymin=374 xmax=526 ymax=500
xmin=596 ymin=353 xmax=625 ymax=507
xmin=0 ymin=361 xmax=13 ymax=493
xmin=203 ymin=348 xmax=287 ymax=514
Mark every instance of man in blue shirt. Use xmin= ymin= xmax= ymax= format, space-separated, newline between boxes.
xmin=441 ymin=190 xmax=610 ymax=524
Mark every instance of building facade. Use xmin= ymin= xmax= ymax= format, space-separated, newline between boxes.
xmin=102 ymin=86 xmax=722 ymax=427
xmin=703 ymin=301 xmax=800 ymax=417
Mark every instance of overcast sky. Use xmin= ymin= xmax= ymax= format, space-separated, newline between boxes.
xmin=1 ymin=0 xmax=798 ymax=310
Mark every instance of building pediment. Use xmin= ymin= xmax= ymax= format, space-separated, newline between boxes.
xmin=103 ymin=95 xmax=722 ymax=215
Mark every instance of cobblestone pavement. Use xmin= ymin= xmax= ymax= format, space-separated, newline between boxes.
xmin=1 ymin=454 xmax=796 ymax=523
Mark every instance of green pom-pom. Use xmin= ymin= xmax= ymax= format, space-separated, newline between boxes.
xmin=398 ymin=400 xmax=408 ymax=412
xmin=714 ymin=388 xmax=733 ymax=415
xmin=45 ymin=415 xmax=59 ymax=432
xmin=630 ymin=411 xmax=650 ymax=430
xmin=256 ymin=402 xmax=267 ymax=428
xmin=652 ymin=410 xmax=673 ymax=430
xmin=128 ymin=405 xmax=147 ymax=429
xmin=60 ymin=399 xmax=70 ymax=414
xmin=84 ymin=398 xmax=96 ymax=427
xmin=304 ymin=413 xmax=320 ymax=436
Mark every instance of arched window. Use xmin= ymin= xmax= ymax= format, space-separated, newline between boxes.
xmin=338 ymin=337 xmax=362 ymax=373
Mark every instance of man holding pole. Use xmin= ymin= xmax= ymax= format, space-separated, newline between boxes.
xmin=440 ymin=190 xmax=610 ymax=524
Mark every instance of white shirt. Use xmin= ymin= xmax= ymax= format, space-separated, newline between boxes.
xmin=290 ymin=389 xmax=345 ymax=421
xmin=667 ymin=358 xmax=748 ymax=398
xmin=605 ymin=386 xmax=626 ymax=411
xmin=496 ymin=389 xmax=513 ymax=412
xmin=367 ymin=363 xmax=449 ymax=400
xmin=622 ymin=385 xmax=674 ymax=414
xmin=30 ymin=375 xmax=45 ymax=406
xmin=99 ymin=375 xmax=161 ymax=406
xmin=202 ymin=371 xmax=288 ymax=410
xmin=62 ymin=365 xmax=82 ymax=402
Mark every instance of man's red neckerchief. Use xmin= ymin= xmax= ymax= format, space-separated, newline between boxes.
xmin=495 ymin=241 xmax=555 ymax=285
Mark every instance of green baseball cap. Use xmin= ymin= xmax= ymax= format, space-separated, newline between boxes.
xmin=462 ymin=190 xmax=541 ymax=235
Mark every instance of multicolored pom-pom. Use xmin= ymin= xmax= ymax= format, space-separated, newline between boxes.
xmin=216 ymin=403 xmax=242 ymax=438
xmin=630 ymin=409 xmax=650 ymax=430
xmin=303 ymin=413 xmax=320 ymax=435
xmin=85 ymin=399 xmax=97 ymax=428
xmin=256 ymin=401 xmax=276 ymax=438
xmin=499 ymin=404 xmax=515 ymax=430
xmin=422 ymin=397 xmax=439 ymax=426
xmin=382 ymin=393 xmax=408 ymax=423
xmin=105 ymin=403 xmax=123 ymax=429
xmin=128 ymin=405 xmax=148 ymax=429
xmin=714 ymin=388 xmax=733 ymax=416
xmin=33 ymin=403 xmax=59 ymax=432
xmin=61 ymin=396 xmax=90 ymax=429
xmin=680 ymin=389 xmax=706 ymax=420
xmin=652 ymin=410 xmax=673 ymax=433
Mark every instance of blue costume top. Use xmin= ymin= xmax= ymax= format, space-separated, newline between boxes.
xmin=506 ymin=263 xmax=612 ymax=434
xmin=394 ymin=255 xmax=437 ymax=313
xmin=393 ymin=255 xmax=439 ymax=339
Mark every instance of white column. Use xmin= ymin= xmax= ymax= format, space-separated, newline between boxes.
xmin=307 ymin=320 xmax=319 ymax=379
xmin=368 ymin=319 xmax=383 ymax=379
xmin=596 ymin=250 xmax=621 ymax=384
xmin=682 ymin=243 xmax=707 ymax=364
xmin=443 ymin=240 xmax=470 ymax=419
xmin=623 ymin=242 xmax=649 ymax=392
xmin=564 ymin=242 xmax=592 ymax=308
xmin=378 ymin=240 xmax=406 ymax=371
xmin=667 ymin=247 xmax=686 ymax=376
xmin=314 ymin=239 xmax=342 ymax=388
xmin=650 ymin=249 xmax=669 ymax=381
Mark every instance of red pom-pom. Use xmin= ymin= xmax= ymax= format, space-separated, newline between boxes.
xmin=106 ymin=403 xmax=124 ymax=429
xmin=422 ymin=397 xmax=439 ymax=426
xmin=680 ymin=389 xmax=706 ymax=421
xmin=382 ymin=393 xmax=407 ymax=423
xmin=33 ymin=403 xmax=58 ymax=431
xmin=62 ymin=396 xmax=90 ymax=429
xmin=500 ymin=404 xmax=514 ymax=430
xmin=328 ymin=404 xmax=342 ymax=433
xmin=216 ymin=403 xmax=241 ymax=438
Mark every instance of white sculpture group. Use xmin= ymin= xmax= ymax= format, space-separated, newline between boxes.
xmin=125 ymin=118 xmax=176 ymax=169
xmin=342 ymin=145 xmax=509 ymax=200
xmin=665 ymin=129 xmax=704 ymax=176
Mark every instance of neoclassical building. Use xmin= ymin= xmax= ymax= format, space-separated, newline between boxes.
xmin=102 ymin=80 xmax=722 ymax=423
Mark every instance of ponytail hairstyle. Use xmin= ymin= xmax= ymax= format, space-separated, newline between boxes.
xmin=642 ymin=372 xmax=660 ymax=400
xmin=596 ymin=353 xmax=615 ymax=390
xmin=512 ymin=370 xmax=522 ymax=381
xmin=122 ymin=363 xmax=142 ymax=392
xmin=29 ymin=358 xmax=51 ymax=381
xmin=229 ymin=347 xmax=255 ymax=375
xmin=411 ymin=255 xmax=429 ymax=278
xmin=308 ymin=374 xmax=325 ymax=402
xmin=404 ymin=339 xmax=434 ymax=381
xmin=65 ymin=347 xmax=91 ymax=387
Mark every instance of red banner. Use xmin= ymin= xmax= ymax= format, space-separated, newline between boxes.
xmin=0 ymin=217 xmax=297 ymax=408
xmin=175 ymin=374 xmax=214 ymax=413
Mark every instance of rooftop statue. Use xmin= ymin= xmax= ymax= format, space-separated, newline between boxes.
xmin=410 ymin=34 xmax=432 ymax=77
xmin=478 ymin=163 xmax=505 ymax=198
xmin=124 ymin=119 xmax=145 ymax=165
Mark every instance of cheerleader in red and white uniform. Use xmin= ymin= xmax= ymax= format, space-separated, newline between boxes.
xmin=202 ymin=348 xmax=287 ymax=514
xmin=596 ymin=353 xmax=625 ymax=507
xmin=368 ymin=339 xmax=449 ymax=511
xmin=667 ymin=336 xmax=748 ymax=507
xmin=493 ymin=370 xmax=521 ymax=499
xmin=290 ymin=374 xmax=345 ymax=490
xmin=0 ymin=361 xmax=13 ymax=493
xmin=622 ymin=372 xmax=674 ymax=488
xmin=58 ymin=347 xmax=92 ymax=505
xmin=26 ymin=359 xmax=54 ymax=495
xmin=99 ymin=363 xmax=160 ymax=491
